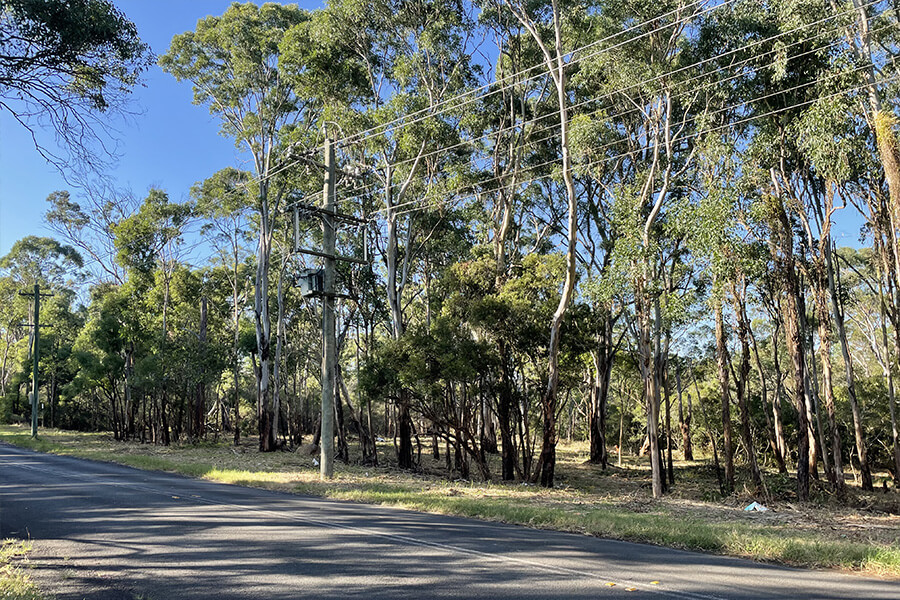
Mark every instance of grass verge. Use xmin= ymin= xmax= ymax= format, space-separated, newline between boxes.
xmin=2 ymin=425 xmax=899 ymax=578
xmin=0 ymin=540 xmax=44 ymax=600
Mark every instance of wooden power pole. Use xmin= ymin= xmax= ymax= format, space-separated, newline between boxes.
xmin=289 ymin=135 xmax=369 ymax=480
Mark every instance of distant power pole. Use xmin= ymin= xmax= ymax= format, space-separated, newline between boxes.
xmin=288 ymin=135 xmax=369 ymax=481
xmin=20 ymin=284 xmax=53 ymax=438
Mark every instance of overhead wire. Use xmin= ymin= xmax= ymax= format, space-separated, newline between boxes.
xmin=169 ymin=0 xmax=851 ymax=223
xmin=328 ymin=9 xmax=891 ymax=212
xmin=77 ymin=223 xmax=207 ymax=279
xmin=238 ymin=0 xmax=740 ymax=201
xmin=78 ymin=2 xmax=887 ymax=278
xmin=333 ymin=0 xmax=738 ymax=148
xmin=329 ymin=7 xmax=882 ymax=210
xmin=128 ymin=0 xmax=876 ymax=245
xmin=360 ymin=57 xmax=886 ymax=218
xmin=385 ymin=67 xmax=896 ymax=221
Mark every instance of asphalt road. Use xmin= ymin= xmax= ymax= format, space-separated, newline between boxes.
xmin=1 ymin=444 xmax=898 ymax=600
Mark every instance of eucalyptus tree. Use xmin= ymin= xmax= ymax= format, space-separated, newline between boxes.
xmin=161 ymin=2 xmax=328 ymax=451
xmin=741 ymin=102 xmax=816 ymax=501
xmin=45 ymin=188 xmax=134 ymax=285
xmin=300 ymin=0 xmax=480 ymax=468
xmin=43 ymin=186 xmax=149 ymax=436
xmin=0 ymin=277 xmax=26 ymax=399
xmin=688 ymin=94 xmax=773 ymax=493
xmin=162 ymin=265 xmax=229 ymax=442
xmin=835 ymin=1 xmax=900 ymax=223
xmin=70 ymin=282 xmax=130 ymax=438
xmin=0 ymin=0 xmax=152 ymax=174
xmin=839 ymin=247 xmax=900 ymax=482
xmin=787 ymin=86 xmax=876 ymax=492
xmin=0 ymin=235 xmax=84 ymax=289
xmin=193 ymin=168 xmax=254 ymax=444
xmin=416 ymin=250 xmax=569 ymax=479
xmin=577 ymin=0 xmax=708 ymax=497
xmin=826 ymin=0 xmax=900 ymax=489
xmin=692 ymin=0 xmax=865 ymax=499
xmin=494 ymin=0 xmax=585 ymax=487
xmin=36 ymin=290 xmax=83 ymax=428
xmin=111 ymin=188 xmax=191 ymax=444
xmin=0 ymin=236 xmax=84 ymax=421
xmin=450 ymin=4 xmax=554 ymax=478
xmin=566 ymin=6 xmax=632 ymax=471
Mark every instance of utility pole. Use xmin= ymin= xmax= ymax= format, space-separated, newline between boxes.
xmin=321 ymin=135 xmax=336 ymax=480
xmin=20 ymin=284 xmax=53 ymax=438
xmin=288 ymin=136 xmax=369 ymax=481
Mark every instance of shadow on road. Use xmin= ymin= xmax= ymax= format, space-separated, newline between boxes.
xmin=1 ymin=445 xmax=897 ymax=600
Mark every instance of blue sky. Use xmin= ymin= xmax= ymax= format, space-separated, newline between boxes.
xmin=0 ymin=0 xmax=326 ymax=259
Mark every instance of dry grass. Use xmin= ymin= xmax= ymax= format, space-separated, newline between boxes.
xmin=0 ymin=540 xmax=44 ymax=600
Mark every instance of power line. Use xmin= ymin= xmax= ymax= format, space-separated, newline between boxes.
xmin=387 ymin=71 xmax=896 ymax=221
xmin=105 ymin=0 xmax=874 ymax=250
xmin=170 ymin=0 xmax=845 ymax=222
xmin=232 ymin=0 xmax=736 ymax=200
xmin=322 ymin=2 xmax=881 ymax=210
xmin=357 ymin=56 xmax=883 ymax=219
xmin=334 ymin=0 xmax=736 ymax=148
xmin=77 ymin=223 xmax=207 ymax=279
xmin=74 ymin=2 xmax=888 ymax=276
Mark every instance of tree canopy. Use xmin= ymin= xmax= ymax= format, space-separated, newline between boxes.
xmin=0 ymin=0 xmax=152 ymax=170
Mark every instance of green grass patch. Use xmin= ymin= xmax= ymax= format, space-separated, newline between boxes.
xmin=0 ymin=540 xmax=44 ymax=600
xmin=3 ymin=425 xmax=900 ymax=578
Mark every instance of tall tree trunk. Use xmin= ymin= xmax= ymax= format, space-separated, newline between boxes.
xmin=768 ymin=173 xmax=810 ymax=499
xmin=273 ymin=267 xmax=288 ymax=449
xmin=637 ymin=289 xmax=665 ymax=497
xmin=732 ymin=283 xmax=763 ymax=492
xmin=800 ymin=303 xmax=822 ymax=480
xmin=256 ymin=184 xmax=275 ymax=452
xmin=768 ymin=170 xmax=810 ymax=498
xmin=675 ymin=362 xmax=692 ymax=461
xmin=771 ymin=316 xmax=790 ymax=473
xmin=194 ymin=295 xmax=208 ymax=442
xmin=848 ymin=0 xmax=900 ymax=219
xmin=397 ymin=390 xmax=414 ymax=469
xmin=334 ymin=370 xmax=349 ymax=462
xmin=876 ymin=272 xmax=900 ymax=483
xmin=663 ymin=332 xmax=674 ymax=485
xmin=161 ymin=387 xmax=170 ymax=446
xmin=749 ymin=322 xmax=784 ymax=472
xmin=714 ymin=300 xmax=735 ymax=493
xmin=589 ymin=317 xmax=613 ymax=468
xmin=504 ymin=0 xmax=579 ymax=490
xmin=783 ymin=283 xmax=810 ymax=501
xmin=828 ymin=242 xmax=874 ymax=491
xmin=125 ymin=342 xmax=135 ymax=441
xmin=498 ymin=341 xmax=517 ymax=480
xmin=383 ymin=164 xmax=417 ymax=468
xmin=814 ymin=282 xmax=843 ymax=492
xmin=233 ymin=265 xmax=241 ymax=446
